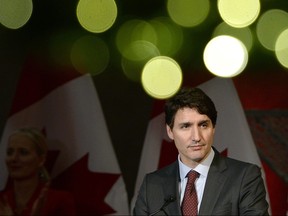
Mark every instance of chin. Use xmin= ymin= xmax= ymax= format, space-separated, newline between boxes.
xmin=191 ymin=152 xmax=206 ymax=162
xmin=9 ymin=171 xmax=29 ymax=179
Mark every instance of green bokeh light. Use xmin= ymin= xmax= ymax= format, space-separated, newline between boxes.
xmin=167 ymin=0 xmax=210 ymax=28
xmin=70 ymin=35 xmax=110 ymax=76
xmin=149 ymin=17 xmax=183 ymax=56
xmin=256 ymin=9 xmax=288 ymax=51
xmin=121 ymin=41 xmax=160 ymax=82
xmin=213 ymin=22 xmax=253 ymax=52
xmin=49 ymin=30 xmax=83 ymax=66
xmin=116 ymin=19 xmax=157 ymax=56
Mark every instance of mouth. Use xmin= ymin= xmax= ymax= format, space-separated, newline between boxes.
xmin=188 ymin=144 xmax=205 ymax=150
xmin=8 ymin=165 xmax=22 ymax=170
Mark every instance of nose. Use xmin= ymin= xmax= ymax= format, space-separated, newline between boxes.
xmin=191 ymin=127 xmax=201 ymax=143
xmin=6 ymin=152 xmax=19 ymax=161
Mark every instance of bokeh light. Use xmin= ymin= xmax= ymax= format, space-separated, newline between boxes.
xmin=256 ymin=9 xmax=288 ymax=51
xmin=116 ymin=17 xmax=183 ymax=59
xmin=213 ymin=22 xmax=253 ymax=52
xmin=167 ymin=0 xmax=210 ymax=28
xmin=121 ymin=41 xmax=160 ymax=82
xmin=76 ymin=0 xmax=117 ymax=33
xmin=141 ymin=56 xmax=182 ymax=99
xmin=275 ymin=28 xmax=288 ymax=69
xmin=0 ymin=0 xmax=33 ymax=29
xmin=149 ymin=17 xmax=183 ymax=56
xmin=116 ymin=19 xmax=157 ymax=57
xmin=218 ymin=0 xmax=260 ymax=28
xmin=49 ymin=30 xmax=83 ymax=66
xmin=70 ymin=35 xmax=110 ymax=76
xmin=203 ymin=35 xmax=248 ymax=77
xmin=122 ymin=40 xmax=159 ymax=62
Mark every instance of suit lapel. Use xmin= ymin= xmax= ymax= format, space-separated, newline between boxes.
xmin=199 ymin=150 xmax=228 ymax=215
xmin=159 ymin=150 xmax=228 ymax=215
xmin=162 ymin=162 xmax=182 ymax=215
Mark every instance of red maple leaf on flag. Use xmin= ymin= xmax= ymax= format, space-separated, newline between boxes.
xmin=158 ymin=140 xmax=178 ymax=169
xmin=47 ymin=153 xmax=120 ymax=215
xmin=1 ymin=57 xmax=129 ymax=215
xmin=220 ymin=148 xmax=228 ymax=157
xmin=45 ymin=150 xmax=60 ymax=175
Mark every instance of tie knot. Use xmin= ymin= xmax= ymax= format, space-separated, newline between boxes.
xmin=187 ymin=170 xmax=199 ymax=184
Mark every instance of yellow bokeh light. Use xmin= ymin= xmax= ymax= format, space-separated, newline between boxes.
xmin=0 ymin=0 xmax=33 ymax=29
xmin=167 ymin=0 xmax=210 ymax=28
xmin=203 ymin=35 xmax=248 ymax=77
xmin=218 ymin=0 xmax=260 ymax=28
xmin=256 ymin=9 xmax=288 ymax=51
xmin=213 ymin=22 xmax=253 ymax=52
xmin=77 ymin=0 xmax=117 ymax=33
xmin=275 ymin=28 xmax=288 ymax=69
xmin=141 ymin=56 xmax=182 ymax=99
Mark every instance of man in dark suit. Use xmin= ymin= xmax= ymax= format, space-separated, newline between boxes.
xmin=133 ymin=87 xmax=269 ymax=216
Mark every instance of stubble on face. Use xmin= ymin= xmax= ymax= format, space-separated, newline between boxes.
xmin=167 ymin=108 xmax=215 ymax=168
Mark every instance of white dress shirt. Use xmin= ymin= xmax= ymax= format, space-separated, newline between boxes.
xmin=178 ymin=148 xmax=215 ymax=212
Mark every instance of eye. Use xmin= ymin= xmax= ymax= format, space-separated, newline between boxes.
xmin=181 ymin=123 xmax=191 ymax=129
xmin=201 ymin=123 xmax=208 ymax=128
xmin=6 ymin=148 xmax=14 ymax=156
xmin=199 ymin=121 xmax=210 ymax=128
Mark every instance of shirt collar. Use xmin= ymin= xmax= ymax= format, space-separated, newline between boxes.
xmin=178 ymin=147 xmax=215 ymax=181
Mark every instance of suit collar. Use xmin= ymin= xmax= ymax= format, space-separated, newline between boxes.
xmin=199 ymin=148 xmax=228 ymax=215
xmin=160 ymin=148 xmax=229 ymax=216
xmin=178 ymin=148 xmax=215 ymax=181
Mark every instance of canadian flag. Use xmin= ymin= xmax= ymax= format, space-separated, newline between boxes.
xmin=0 ymin=57 xmax=129 ymax=215
xmin=131 ymin=77 xmax=270 ymax=212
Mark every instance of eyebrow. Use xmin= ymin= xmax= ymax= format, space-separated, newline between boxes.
xmin=178 ymin=119 xmax=211 ymax=126
xmin=198 ymin=119 xmax=210 ymax=125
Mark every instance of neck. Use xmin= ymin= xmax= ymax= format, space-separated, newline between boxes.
xmin=14 ymin=175 xmax=39 ymax=194
xmin=13 ymin=176 xmax=40 ymax=214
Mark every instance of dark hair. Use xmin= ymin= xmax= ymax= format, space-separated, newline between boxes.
xmin=164 ymin=87 xmax=217 ymax=128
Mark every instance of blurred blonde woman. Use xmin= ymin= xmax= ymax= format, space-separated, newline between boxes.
xmin=0 ymin=127 xmax=76 ymax=216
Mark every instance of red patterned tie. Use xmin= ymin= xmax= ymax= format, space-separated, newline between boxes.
xmin=181 ymin=170 xmax=199 ymax=216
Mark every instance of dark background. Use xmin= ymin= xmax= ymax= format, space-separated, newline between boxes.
xmin=0 ymin=0 xmax=287 ymax=205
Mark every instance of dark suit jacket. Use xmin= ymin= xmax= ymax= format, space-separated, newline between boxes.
xmin=133 ymin=149 xmax=269 ymax=215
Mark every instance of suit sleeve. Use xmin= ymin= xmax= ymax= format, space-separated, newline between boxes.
xmin=239 ymin=164 xmax=269 ymax=215
xmin=133 ymin=175 xmax=149 ymax=216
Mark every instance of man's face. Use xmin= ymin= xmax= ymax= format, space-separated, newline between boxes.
xmin=166 ymin=107 xmax=215 ymax=168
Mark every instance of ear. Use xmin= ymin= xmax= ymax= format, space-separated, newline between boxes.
xmin=212 ymin=127 xmax=216 ymax=135
xmin=166 ymin=124 xmax=174 ymax=140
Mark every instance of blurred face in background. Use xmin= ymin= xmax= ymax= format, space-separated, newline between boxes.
xmin=6 ymin=133 xmax=45 ymax=180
